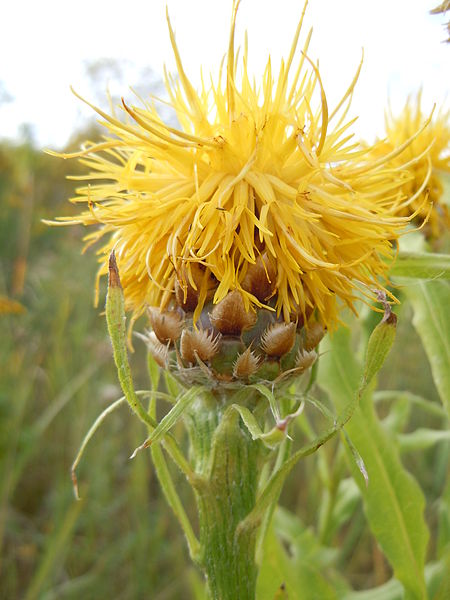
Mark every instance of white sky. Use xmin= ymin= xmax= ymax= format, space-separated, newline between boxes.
xmin=1 ymin=0 xmax=449 ymax=148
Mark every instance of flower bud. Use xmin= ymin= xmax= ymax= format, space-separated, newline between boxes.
xmin=233 ymin=346 xmax=261 ymax=379
xmin=143 ymin=331 xmax=169 ymax=368
xmin=241 ymin=254 xmax=276 ymax=302
xmin=180 ymin=328 xmax=221 ymax=364
xmin=295 ymin=349 xmax=317 ymax=373
xmin=148 ymin=308 xmax=183 ymax=345
xmin=175 ymin=278 xmax=199 ymax=313
xmin=175 ymin=263 xmax=216 ymax=313
xmin=210 ymin=290 xmax=256 ymax=335
xmin=260 ymin=322 xmax=296 ymax=357
xmin=304 ymin=321 xmax=326 ymax=351
xmin=293 ymin=303 xmax=314 ymax=329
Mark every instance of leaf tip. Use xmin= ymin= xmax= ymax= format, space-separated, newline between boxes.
xmin=108 ymin=251 xmax=122 ymax=289
xmin=383 ymin=311 xmax=398 ymax=327
xmin=375 ymin=289 xmax=397 ymax=326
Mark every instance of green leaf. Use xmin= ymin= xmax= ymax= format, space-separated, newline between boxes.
xmin=256 ymin=526 xmax=339 ymax=600
xmin=70 ymin=391 xmax=185 ymax=499
xmin=231 ymin=404 xmax=285 ymax=449
xmin=130 ymin=385 xmax=201 ymax=458
xmin=274 ymin=506 xmax=339 ymax=567
xmin=363 ymin=312 xmax=397 ymax=387
xmin=341 ymin=560 xmax=449 ymax=600
xmin=437 ymin=478 xmax=450 ymax=559
xmin=398 ymin=428 xmax=450 ymax=452
xmin=147 ymin=352 xmax=161 ymax=392
xmin=105 ymin=252 xmax=156 ymax=429
xmin=342 ymin=576 xmax=403 ymax=600
xmin=144 ymin=397 xmax=200 ymax=564
xmin=105 ymin=261 xmax=197 ymax=482
xmin=187 ymin=568 xmax=208 ymax=600
xmin=232 ymin=403 xmax=305 ymax=449
xmin=164 ymin=369 xmax=181 ymax=398
xmin=150 ymin=442 xmax=200 ymax=560
xmin=374 ymin=391 xmax=447 ymax=419
xmin=341 ymin=430 xmax=368 ymax=486
xmin=250 ymin=383 xmax=280 ymax=420
xmin=328 ymin=478 xmax=361 ymax=540
xmin=404 ymin=280 xmax=450 ymax=417
xmin=71 ymin=395 xmax=125 ymax=499
xmin=390 ymin=252 xmax=450 ymax=280
xmin=318 ymin=327 xmax=429 ymax=600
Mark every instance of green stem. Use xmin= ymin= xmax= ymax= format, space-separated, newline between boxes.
xmin=186 ymin=393 xmax=264 ymax=600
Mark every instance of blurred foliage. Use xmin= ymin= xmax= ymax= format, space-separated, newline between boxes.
xmin=0 ymin=136 xmax=192 ymax=599
xmin=0 ymin=134 xmax=449 ymax=600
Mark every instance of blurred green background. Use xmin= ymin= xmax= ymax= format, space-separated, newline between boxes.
xmin=0 ymin=131 xmax=196 ymax=599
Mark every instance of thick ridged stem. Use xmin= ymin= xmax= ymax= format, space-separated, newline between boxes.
xmin=185 ymin=393 xmax=264 ymax=600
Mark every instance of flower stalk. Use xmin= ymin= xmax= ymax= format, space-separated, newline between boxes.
xmin=187 ymin=397 xmax=263 ymax=600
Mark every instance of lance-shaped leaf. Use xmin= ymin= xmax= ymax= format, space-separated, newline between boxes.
xmin=70 ymin=390 xmax=179 ymax=499
xmin=232 ymin=405 xmax=285 ymax=449
xmin=318 ymin=326 xmax=429 ymax=600
xmin=341 ymin=560 xmax=449 ymax=600
xmin=398 ymin=428 xmax=450 ymax=452
xmin=130 ymin=385 xmax=201 ymax=458
xmin=251 ymin=383 xmax=281 ymax=421
xmin=146 ymin=396 xmax=200 ymax=562
xmin=106 ymin=251 xmax=194 ymax=481
xmin=363 ymin=309 xmax=397 ymax=387
xmin=404 ymin=280 xmax=450 ymax=417
xmin=232 ymin=403 xmax=303 ymax=450
xmin=256 ymin=525 xmax=339 ymax=600
xmin=147 ymin=352 xmax=161 ymax=394
xmin=374 ymin=390 xmax=447 ymax=419
xmin=390 ymin=251 xmax=450 ymax=280
xmin=106 ymin=252 xmax=157 ymax=429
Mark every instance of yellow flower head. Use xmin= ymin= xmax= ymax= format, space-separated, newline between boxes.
xmin=372 ymin=92 xmax=449 ymax=240
xmin=51 ymin=1 xmax=425 ymax=329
